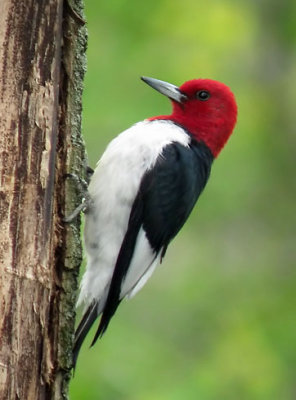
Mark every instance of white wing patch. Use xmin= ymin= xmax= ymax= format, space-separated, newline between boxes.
xmin=120 ymin=226 xmax=162 ymax=299
xmin=78 ymin=120 xmax=190 ymax=309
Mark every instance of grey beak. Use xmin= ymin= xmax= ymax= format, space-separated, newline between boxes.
xmin=141 ymin=76 xmax=187 ymax=103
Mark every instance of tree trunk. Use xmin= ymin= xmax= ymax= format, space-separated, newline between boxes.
xmin=0 ymin=0 xmax=87 ymax=399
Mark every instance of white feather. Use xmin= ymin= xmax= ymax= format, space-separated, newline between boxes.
xmin=120 ymin=227 xmax=161 ymax=299
xmin=78 ymin=120 xmax=189 ymax=309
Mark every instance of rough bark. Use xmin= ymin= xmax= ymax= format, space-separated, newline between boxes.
xmin=0 ymin=0 xmax=87 ymax=399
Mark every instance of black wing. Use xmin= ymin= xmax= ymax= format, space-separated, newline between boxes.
xmin=141 ymin=140 xmax=213 ymax=256
xmin=73 ymin=139 xmax=213 ymax=365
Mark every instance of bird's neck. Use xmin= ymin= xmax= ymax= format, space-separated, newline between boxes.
xmin=148 ymin=114 xmax=228 ymax=158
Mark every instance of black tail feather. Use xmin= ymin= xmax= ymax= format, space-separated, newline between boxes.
xmin=90 ymin=299 xmax=122 ymax=347
xmin=73 ymin=301 xmax=98 ymax=369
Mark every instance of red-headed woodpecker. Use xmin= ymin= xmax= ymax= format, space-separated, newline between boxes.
xmin=73 ymin=76 xmax=237 ymax=365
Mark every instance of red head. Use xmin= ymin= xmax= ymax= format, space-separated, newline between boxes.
xmin=142 ymin=77 xmax=237 ymax=157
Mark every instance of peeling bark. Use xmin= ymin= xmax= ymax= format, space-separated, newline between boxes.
xmin=0 ymin=0 xmax=87 ymax=399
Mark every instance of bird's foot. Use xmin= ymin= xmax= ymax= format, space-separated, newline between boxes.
xmin=63 ymin=169 xmax=93 ymax=222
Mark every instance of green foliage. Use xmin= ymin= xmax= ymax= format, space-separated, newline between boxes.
xmin=70 ymin=1 xmax=296 ymax=398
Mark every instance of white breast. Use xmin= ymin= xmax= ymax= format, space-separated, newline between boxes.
xmin=77 ymin=120 xmax=190 ymax=310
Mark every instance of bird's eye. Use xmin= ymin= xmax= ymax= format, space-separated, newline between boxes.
xmin=196 ymin=90 xmax=210 ymax=101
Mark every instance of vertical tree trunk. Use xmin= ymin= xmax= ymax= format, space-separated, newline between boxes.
xmin=0 ymin=0 xmax=87 ymax=398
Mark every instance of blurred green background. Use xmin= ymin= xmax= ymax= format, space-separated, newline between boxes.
xmin=70 ymin=1 xmax=296 ymax=399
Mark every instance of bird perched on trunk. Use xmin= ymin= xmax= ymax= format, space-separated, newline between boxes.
xmin=73 ymin=76 xmax=237 ymax=366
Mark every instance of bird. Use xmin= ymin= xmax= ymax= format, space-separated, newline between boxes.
xmin=73 ymin=76 xmax=237 ymax=366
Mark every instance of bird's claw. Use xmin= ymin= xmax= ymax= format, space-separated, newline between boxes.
xmin=63 ymin=172 xmax=93 ymax=222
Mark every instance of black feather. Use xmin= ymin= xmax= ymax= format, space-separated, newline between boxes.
xmin=140 ymin=138 xmax=213 ymax=253
xmin=73 ymin=301 xmax=99 ymax=369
